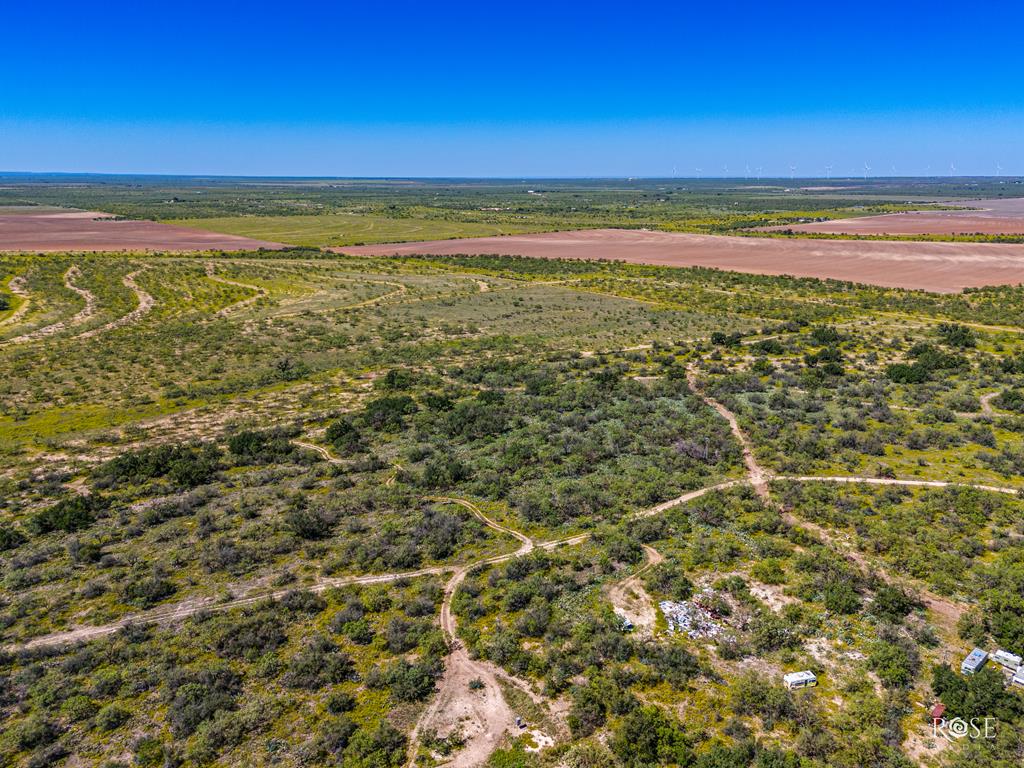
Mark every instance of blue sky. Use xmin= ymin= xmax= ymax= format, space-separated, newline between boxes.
xmin=3 ymin=1 xmax=1023 ymax=176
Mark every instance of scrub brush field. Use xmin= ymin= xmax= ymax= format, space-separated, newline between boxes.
xmin=3 ymin=248 xmax=1024 ymax=768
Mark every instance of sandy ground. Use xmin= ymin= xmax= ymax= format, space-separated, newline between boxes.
xmin=767 ymin=197 xmax=1024 ymax=236
xmin=341 ymin=228 xmax=1024 ymax=292
xmin=0 ymin=209 xmax=284 ymax=252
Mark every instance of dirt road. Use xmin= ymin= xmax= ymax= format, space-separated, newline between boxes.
xmin=74 ymin=269 xmax=155 ymax=340
xmin=205 ymin=262 xmax=269 ymax=316
xmin=686 ymin=364 xmax=772 ymax=499
xmin=0 ymin=276 xmax=31 ymax=327
xmin=406 ymin=498 xmax=543 ymax=768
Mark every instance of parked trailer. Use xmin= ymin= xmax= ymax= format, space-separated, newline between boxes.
xmin=992 ymin=649 xmax=1022 ymax=670
xmin=783 ymin=671 xmax=817 ymax=690
xmin=961 ymin=648 xmax=989 ymax=675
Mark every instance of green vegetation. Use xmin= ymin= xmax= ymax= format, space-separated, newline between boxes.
xmin=168 ymin=213 xmax=549 ymax=247
xmin=3 ymin=174 xmax=1012 ymax=245
xmin=3 ymin=181 xmax=1024 ymax=766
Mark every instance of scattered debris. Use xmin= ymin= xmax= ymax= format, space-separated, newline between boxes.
xmin=660 ymin=591 xmax=733 ymax=640
xmin=523 ymin=729 xmax=554 ymax=752
xmin=614 ymin=609 xmax=634 ymax=632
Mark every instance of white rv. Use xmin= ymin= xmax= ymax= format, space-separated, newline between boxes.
xmin=783 ymin=671 xmax=817 ymax=690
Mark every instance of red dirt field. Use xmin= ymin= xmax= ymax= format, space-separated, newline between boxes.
xmin=766 ymin=197 xmax=1024 ymax=236
xmin=342 ymin=228 xmax=1024 ymax=292
xmin=0 ymin=209 xmax=284 ymax=252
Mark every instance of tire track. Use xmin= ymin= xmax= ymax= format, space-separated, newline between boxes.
xmin=0 ymin=276 xmax=31 ymax=327
xmin=74 ymin=269 xmax=154 ymax=340
xmin=205 ymin=262 xmax=269 ymax=316
xmin=2 ymin=265 xmax=96 ymax=345
xmin=686 ymin=362 xmax=772 ymax=498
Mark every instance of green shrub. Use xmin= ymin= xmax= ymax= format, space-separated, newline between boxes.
xmin=30 ymin=494 xmax=107 ymax=535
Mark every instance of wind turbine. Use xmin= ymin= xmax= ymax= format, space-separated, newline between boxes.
xmin=722 ymin=164 xmax=729 ymax=178
xmin=996 ymin=162 xmax=1003 ymax=177
xmin=745 ymin=164 xmax=751 ymax=179
xmin=694 ymin=167 xmax=702 ymax=179
xmin=789 ymin=164 xmax=796 ymax=180
xmin=863 ymin=162 xmax=872 ymax=180
xmin=825 ymin=164 xmax=833 ymax=180
xmin=756 ymin=166 xmax=763 ymax=181
xmin=950 ymin=161 xmax=957 ymax=177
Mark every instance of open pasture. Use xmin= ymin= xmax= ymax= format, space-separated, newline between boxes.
xmin=165 ymin=212 xmax=554 ymax=247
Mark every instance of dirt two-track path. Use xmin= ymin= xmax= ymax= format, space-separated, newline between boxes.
xmin=605 ymin=543 xmax=664 ymax=635
xmin=205 ymin=262 xmax=268 ymax=316
xmin=2 ymin=265 xmax=96 ymax=345
xmin=74 ymin=269 xmax=154 ymax=340
xmin=686 ymin=363 xmax=771 ymax=499
xmin=0 ymin=276 xmax=32 ymax=328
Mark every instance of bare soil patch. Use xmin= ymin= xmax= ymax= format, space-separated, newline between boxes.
xmin=0 ymin=209 xmax=284 ymax=252
xmin=343 ymin=228 xmax=1024 ymax=292
xmin=767 ymin=197 xmax=1024 ymax=236
xmin=606 ymin=544 xmax=663 ymax=635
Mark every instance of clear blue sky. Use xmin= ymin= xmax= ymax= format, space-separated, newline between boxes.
xmin=3 ymin=0 xmax=1023 ymax=177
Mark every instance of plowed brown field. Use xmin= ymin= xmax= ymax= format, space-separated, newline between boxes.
xmin=342 ymin=228 xmax=1024 ymax=292
xmin=767 ymin=197 xmax=1024 ymax=236
xmin=0 ymin=209 xmax=284 ymax=252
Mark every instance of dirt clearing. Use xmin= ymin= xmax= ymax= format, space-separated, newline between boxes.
xmin=0 ymin=209 xmax=285 ymax=252
xmin=342 ymin=228 xmax=1024 ymax=292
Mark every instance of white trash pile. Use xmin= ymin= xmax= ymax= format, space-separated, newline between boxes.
xmin=659 ymin=591 xmax=733 ymax=640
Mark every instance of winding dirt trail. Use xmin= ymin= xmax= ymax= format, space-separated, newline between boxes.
xmin=74 ymin=270 xmax=154 ymax=340
xmin=292 ymin=439 xmax=346 ymax=464
xmin=980 ymin=391 xmax=998 ymax=416
xmin=774 ymin=474 xmax=1020 ymax=497
xmin=4 ymin=564 xmax=456 ymax=652
xmin=2 ymin=265 xmax=96 ymax=345
xmin=430 ymin=496 xmax=533 ymax=556
xmin=0 ymin=276 xmax=31 ymax=327
xmin=686 ymin=363 xmax=772 ymax=498
xmin=205 ymin=262 xmax=269 ymax=316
